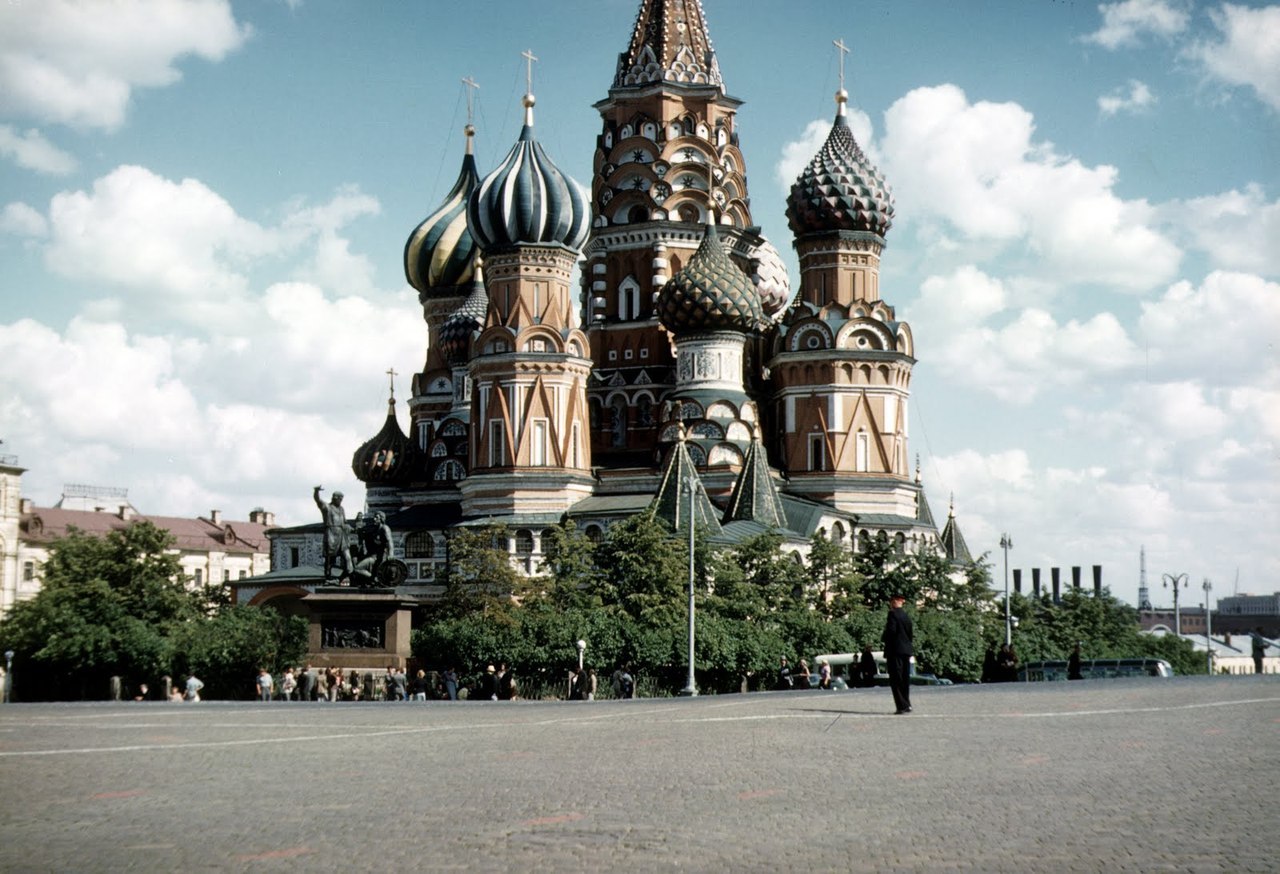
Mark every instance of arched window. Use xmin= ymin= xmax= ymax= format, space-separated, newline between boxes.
xmin=585 ymin=524 xmax=604 ymax=544
xmin=627 ymin=204 xmax=649 ymax=224
xmin=405 ymin=531 xmax=435 ymax=559
xmin=515 ymin=529 xmax=534 ymax=555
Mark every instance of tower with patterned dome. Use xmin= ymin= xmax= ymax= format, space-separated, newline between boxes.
xmin=583 ymin=0 xmax=789 ymax=474
xmin=771 ymin=55 xmax=923 ymax=532
xmin=404 ymin=97 xmax=482 ymax=460
xmin=461 ymin=58 xmax=595 ymax=519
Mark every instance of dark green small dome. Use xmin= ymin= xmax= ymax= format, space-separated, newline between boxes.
xmin=656 ymin=223 xmax=765 ymax=335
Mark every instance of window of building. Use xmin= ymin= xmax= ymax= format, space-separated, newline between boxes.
xmin=239 ymin=570 xmax=247 ymax=579
xmin=193 ymin=568 xmax=203 ymax=586
xmin=224 ymin=570 xmax=231 ymax=582
xmin=290 ymin=547 xmax=300 ymax=568
xmin=585 ymin=524 xmax=604 ymax=544
xmin=514 ymin=530 xmax=534 ymax=555
xmin=856 ymin=431 xmax=869 ymax=472
xmin=531 ymin=419 xmax=548 ymax=467
xmin=489 ymin=420 xmax=505 ymax=467
xmin=405 ymin=531 xmax=435 ymax=559
xmin=808 ymin=434 xmax=826 ymax=472
xmin=22 ymin=561 xmax=35 ymax=582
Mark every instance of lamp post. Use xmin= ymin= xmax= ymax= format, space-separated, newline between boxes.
xmin=999 ymin=534 xmax=1013 ymax=646
xmin=1202 ymin=578 xmax=1213 ymax=675
xmin=576 ymin=639 xmax=586 ymax=672
xmin=680 ymin=478 xmax=698 ymax=697
xmin=1163 ymin=572 xmax=1188 ymax=635
xmin=3 ymin=650 xmax=13 ymax=703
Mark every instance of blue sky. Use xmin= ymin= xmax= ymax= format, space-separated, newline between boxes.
xmin=1 ymin=0 xmax=1277 ymax=609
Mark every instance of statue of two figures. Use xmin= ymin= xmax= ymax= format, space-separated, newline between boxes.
xmin=314 ymin=486 xmax=408 ymax=587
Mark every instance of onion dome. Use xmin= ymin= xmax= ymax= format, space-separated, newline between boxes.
xmin=786 ymin=90 xmax=894 ymax=239
xmin=467 ymin=94 xmax=589 ymax=253
xmin=405 ymin=127 xmax=480 ymax=296
xmin=437 ymin=262 xmax=488 ymax=366
xmin=657 ymin=222 xmax=765 ymax=335
xmin=748 ymin=235 xmax=791 ymax=319
xmin=352 ymin=392 xmax=419 ymax=486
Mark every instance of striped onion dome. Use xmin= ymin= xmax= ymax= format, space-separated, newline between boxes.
xmin=437 ymin=263 xmax=489 ymax=366
xmin=467 ymin=95 xmax=589 ymax=253
xmin=351 ymin=394 xmax=419 ymax=486
xmin=404 ymin=127 xmax=480 ymax=296
xmin=786 ymin=91 xmax=894 ymax=239
xmin=657 ymin=222 xmax=765 ymax=335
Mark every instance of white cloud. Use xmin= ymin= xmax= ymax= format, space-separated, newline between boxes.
xmin=1162 ymin=184 xmax=1280 ymax=275
xmin=43 ymin=165 xmax=272 ymax=324
xmin=881 ymin=85 xmax=1181 ymax=291
xmin=0 ymin=0 xmax=251 ymax=131
xmin=1187 ymin=3 xmax=1280 ymax=112
xmin=1098 ymin=79 xmax=1157 ymax=115
xmin=906 ymin=265 xmax=1141 ymax=402
xmin=0 ymin=125 xmax=77 ymax=174
xmin=0 ymin=202 xmax=47 ymax=237
xmin=1138 ymin=270 xmax=1280 ymax=384
xmin=1083 ymin=0 xmax=1190 ymax=50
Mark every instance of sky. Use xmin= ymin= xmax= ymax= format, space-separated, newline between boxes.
xmin=1 ymin=0 xmax=1277 ymax=610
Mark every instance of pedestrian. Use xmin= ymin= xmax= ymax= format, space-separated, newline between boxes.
xmin=586 ymin=668 xmax=598 ymax=701
xmin=393 ymin=667 xmax=408 ymax=702
xmin=818 ymin=659 xmax=832 ymax=690
xmin=882 ymin=593 xmax=914 ymax=714
xmin=348 ymin=670 xmax=364 ymax=701
xmin=1067 ymin=643 xmax=1084 ymax=680
xmin=133 ymin=683 xmax=149 ymax=701
xmin=301 ymin=663 xmax=316 ymax=701
xmin=1252 ymin=628 xmax=1267 ymax=674
xmin=479 ymin=665 xmax=498 ymax=700
xmin=281 ymin=668 xmax=297 ymax=701
xmin=618 ymin=667 xmax=634 ymax=699
xmin=444 ymin=667 xmax=458 ymax=701
xmin=256 ymin=668 xmax=274 ymax=701
xmin=996 ymin=644 xmax=1019 ymax=683
xmin=411 ymin=670 xmax=429 ymax=701
xmin=169 ymin=685 xmax=184 ymax=702
xmin=858 ymin=645 xmax=877 ymax=688
xmin=796 ymin=659 xmax=811 ymax=688
xmin=497 ymin=663 xmax=516 ymax=700
xmin=776 ymin=656 xmax=793 ymax=690
xmin=184 ymin=674 xmax=204 ymax=702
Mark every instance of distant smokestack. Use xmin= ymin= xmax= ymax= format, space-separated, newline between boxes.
xmin=1072 ymin=566 xmax=1081 ymax=590
xmin=1093 ymin=565 xmax=1103 ymax=596
xmin=1052 ymin=567 xmax=1061 ymax=604
xmin=1013 ymin=569 xmax=1022 ymax=594
xmin=1032 ymin=568 xmax=1041 ymax=597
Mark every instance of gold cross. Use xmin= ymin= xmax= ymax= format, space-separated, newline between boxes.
xmin=386 ymin=367 xmax=398 ymax=399
xmin=833 ymin=38 xmax=850 ymax=92
xmin=521 ymin=49 xmax=538 ymax=94
xmin=461 ymin=76 xmax=480 ymax=125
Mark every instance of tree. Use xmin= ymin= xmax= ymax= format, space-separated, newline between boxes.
xmin=174 ymin=605 xmax=307 ymax=700
xmin=536 ymin=521 xmax=600 ymax=610
xmin=0 ymin=522 xmax=200 ymax=699
xmin=591 ymin=512 xmax=687 ymax=625
xmin=437 ymin=525 xmax=527 ymax=623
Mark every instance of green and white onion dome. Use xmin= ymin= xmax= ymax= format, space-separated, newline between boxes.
xmin=404 ymin=127 xmax=480 ymax=295
xmin=437 ymin=263 xmax=489 ymax=367
xmin=786 ymin=90 xmax=894 ymax=239
xmin=467 ymin=95 xmax=589 ymax=252
xmin=656 ymin=222 xmax=766 ymax=336
xmin=749 ymin=235 xmax=791 ymax=320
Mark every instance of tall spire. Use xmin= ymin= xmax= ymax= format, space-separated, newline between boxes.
xmin=722 ymin=429 xmax=787 ymax=528
xmin=614 ymin=0 xmax=722 ymax=90
xmin=650 ymin=427 xmax=723 ymax=537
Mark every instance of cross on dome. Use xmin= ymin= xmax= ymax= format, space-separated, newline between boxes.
xmin=833 ymin=38 xmax=851 ymax=114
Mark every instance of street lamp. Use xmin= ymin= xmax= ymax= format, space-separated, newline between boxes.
xmin=680 ymin=477 xmax=698 ymax=697
xmin=1202 ymin=578 xmax=1213 ymax=675
xmin=576 ymin=639 xmax=586 ymax=672
xmin=999 ymin=534 xmax=1013 ymax=646
xmin=1163 ymin=572 xmax=1188 ymax=635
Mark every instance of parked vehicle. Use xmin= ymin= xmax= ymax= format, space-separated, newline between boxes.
xmin=1018 ymin=658 xmax=1173 ymax=681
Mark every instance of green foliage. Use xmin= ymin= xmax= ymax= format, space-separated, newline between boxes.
xmin=536 ymin=521 xmax=599 ymax=610
xmin=591 ymin=512 xmax=687 ymax=625
xmin=0 ymin=521 xmax=306 ymax=700
xmin=174 ymin=605 xmax=308 ymax=700
xmin=436 ymin=525 xmax=527 ymax=622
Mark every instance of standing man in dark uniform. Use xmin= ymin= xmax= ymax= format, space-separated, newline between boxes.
xmin=882 ymin=593 xmax=914 ymax=714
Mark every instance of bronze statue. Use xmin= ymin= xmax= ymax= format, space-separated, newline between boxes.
xmin=314 ymin=486 xmax=352 ymax=580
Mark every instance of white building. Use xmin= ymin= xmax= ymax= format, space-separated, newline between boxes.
xmin=0 ymin=458 xmax=273 ymax=614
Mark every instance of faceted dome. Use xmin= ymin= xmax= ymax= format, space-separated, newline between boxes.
xmin=657 ymin=223 xmax=765 ymax=335
xmin=748 ymin=235 xmax=791 ymax=320
xmin=405 ymin=135 xmax=480 ymax=296
xmin=351 ymin=396 xmax=419 ymax=486
xmin=437 ymin=265 xmax=488 ymax=367
xmin=786 ymin=100 xmax=894 ymax=239
xmin=467 ymin=98 xmax=589 ymax=253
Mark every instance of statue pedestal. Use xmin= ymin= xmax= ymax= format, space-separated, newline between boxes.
xmin=306 ymin=589 xmax=416 ymax=670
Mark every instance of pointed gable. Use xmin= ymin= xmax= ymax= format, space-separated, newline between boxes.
xmin=721 ymin=435 xmax=786 ymax=528
xmin=649 ymin=435 xmax=722 ymax=536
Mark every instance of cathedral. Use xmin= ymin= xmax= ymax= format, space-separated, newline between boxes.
xmin=262 ymin=0 xmax=970 ymax=608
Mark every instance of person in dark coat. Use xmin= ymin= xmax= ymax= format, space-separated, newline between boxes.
xmin=1067 ymin=643 xmax=1084 ymax=680
xmin=857 ymin=645 xmax=878 ymax=688
xmin=882 ymin=594 xmax=914 ymax=714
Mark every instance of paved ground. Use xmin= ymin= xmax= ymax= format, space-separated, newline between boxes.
xmin=0 ymin=676 xmax=1276 ymax=873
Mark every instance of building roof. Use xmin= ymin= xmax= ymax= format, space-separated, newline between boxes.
xmin=20 ymin=506 xmax=270 ymax=555
xmin=613 ymin=0 xmax=722 ymax=91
